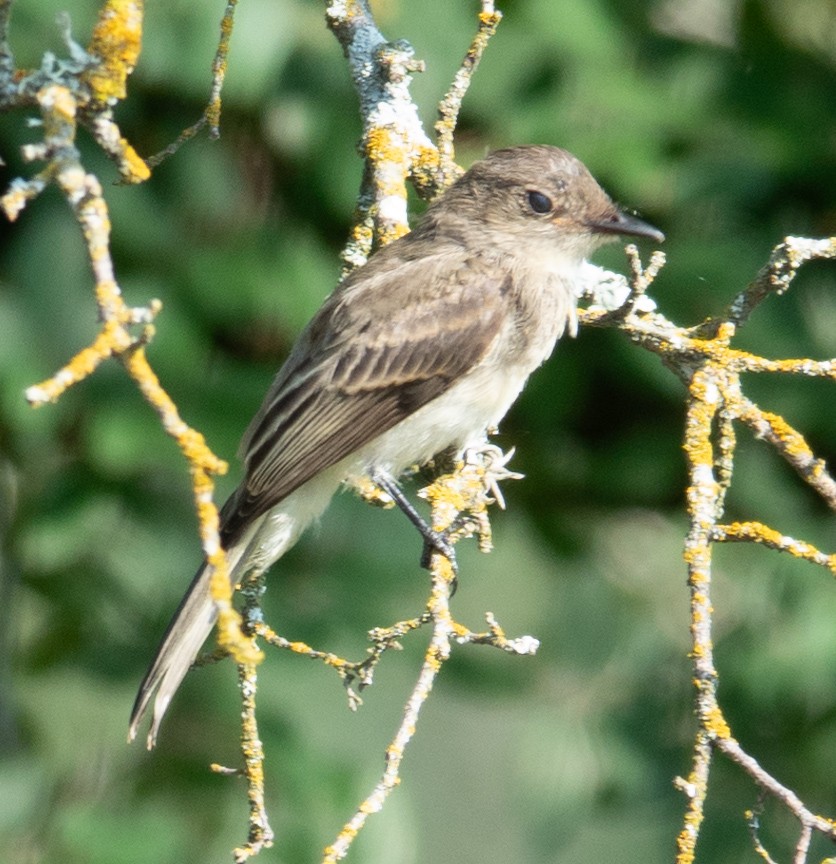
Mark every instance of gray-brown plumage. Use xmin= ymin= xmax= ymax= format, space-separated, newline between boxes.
xmin=129 ymin=145 xmax=663 ymax=747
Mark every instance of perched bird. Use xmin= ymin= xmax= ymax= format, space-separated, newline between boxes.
xmin=129 ymin=145 xmax=663 ymax=747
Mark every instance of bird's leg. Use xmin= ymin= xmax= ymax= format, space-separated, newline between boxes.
xmin=371 ymin=470 xmax=458 ymax=574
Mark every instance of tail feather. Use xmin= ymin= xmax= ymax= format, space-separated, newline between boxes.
xmin=128 ymin=561 xmax=218 ymax=749
xmin=129 ymin=466 xmax=346 ymax=748
xmin=129 ymin=515 xmax=260 ymax=749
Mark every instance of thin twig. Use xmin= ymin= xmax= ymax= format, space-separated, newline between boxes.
xmin=715 ymin=736 xmax=836 ymax=846
xmin=206 ymin=0 xmax=239 ymax=137
xmin=711 ymin=521 xmax=836 ymax=573
xmin=737 ymin=400 xmax=836 ymax=510
xmin=255 ymin=614 xmax=429 ymax=710
xmin=231 ymin=661 xmax=275 ymax=863
xmin=145 ymin=116 xmax=208 ymax=169
xmin=433 ymin=1 xmax=502 ymax=189
xmin=746 ymin=801 xmax=780 ymax=864
xmin=726 ymin=237 xmax=836 ymax=329
xmin=144 ymin=0 xmax=240 ymax=167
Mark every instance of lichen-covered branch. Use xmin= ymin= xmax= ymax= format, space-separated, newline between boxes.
xmin=711 ymin=521 xmax=836 ymax=572
xmin=580 ymin=237 xmax=836 ymax=864
xmin=326 ymin=0 xmax=437 ymax=269
xmin=325 ymin=0 xmax=502 ymax=272
xmin=321 ymin=451 xmax=537 ymax=863
xmin=674 ymin=731 xmax=713 ymax=864
xmin=230 ymin=660 xmax=274 ymax=863
xmin=737 ymin=401 xmax=836 ymax=510
xmin=1 ymin=10 xmax=256 ymax=669
xmin=77 ymin=0 xmax=149 ymax=182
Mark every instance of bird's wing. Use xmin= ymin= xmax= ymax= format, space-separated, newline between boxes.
xmin=220 ymin=249 xmax=509 ymax=545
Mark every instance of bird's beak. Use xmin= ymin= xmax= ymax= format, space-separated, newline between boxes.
xmin=588 ymin=210 xmax=665 ymax=244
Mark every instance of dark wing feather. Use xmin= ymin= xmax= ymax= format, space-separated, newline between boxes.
xmin=220 ymin=248 xmax=509 ymax=545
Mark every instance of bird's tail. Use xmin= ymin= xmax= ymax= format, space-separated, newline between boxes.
xmin=128 ymin=557 xmax=221 ymax=749
xmin=128 ymin=470 xmax=344 ymax=749
xmin=128 ymin=500 xmax=269 ymax=749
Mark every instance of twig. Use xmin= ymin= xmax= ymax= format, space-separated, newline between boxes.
xmin=726 ymin=237 xmax=836 ymax=329
xmin=144 ymin=116 xmax=208 ymax=168
xmin=674 ymin=731 xmax=713 ymax=864
xmin=3 ymin=80 xmax=255 ymax=669
xmin=715 ymin=736 xmax=836 ymax=844
xmin=230 ymin=661 xmax=275 ymax=862
xmin=0 ymin=0 xmax=16 ymax=83
xmin=79 ymin=0 xmax=150 ymax=182
xmin=326 ymin=0 xmax=503 ymax=272
xmin=433 ymin=1 xmax=502 ymax=188
xmin=6 ymin=2 xmax=836 ymax=861
xmin=793 ymin=823 xmax=813 ymax=864
xmin=145 ymin=0 xmax=240 ymax=167
xmin=322 ymin=449 xmax=534 ymax=862
xmin=254 ymin=614 xmax=429 ymax=710
xmin=737 ymin=401 xmax=836 ymax=510
xmin=711 ymin=521 xmax=836 ymax=573
xmin=746 ymin=800 xmax=780 ymax=864
xmin=206 ymin=0 xmax=238 ymax=138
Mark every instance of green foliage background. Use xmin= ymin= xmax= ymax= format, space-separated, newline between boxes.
xmin=1 ymin=1 xmax=835 ymax=862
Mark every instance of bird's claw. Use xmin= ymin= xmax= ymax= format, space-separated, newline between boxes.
xmin=463 ymin=443 xmax=524 ymax=510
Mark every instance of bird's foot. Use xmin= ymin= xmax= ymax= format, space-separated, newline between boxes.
xmin=463 ymin=442 xmax=524 ymax=510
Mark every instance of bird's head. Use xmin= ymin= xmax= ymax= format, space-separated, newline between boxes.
xmin=435 ymin=145 xmax=664 ymax=261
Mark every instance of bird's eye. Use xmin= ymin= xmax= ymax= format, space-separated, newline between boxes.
xmin=526 ymin=190 xmax=553 ymax=214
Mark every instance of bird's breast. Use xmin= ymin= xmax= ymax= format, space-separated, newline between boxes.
xmin=349 ymin=262 xmax=579 ymax=480
xmin=499 ymin=259 xmax=579 ymax=367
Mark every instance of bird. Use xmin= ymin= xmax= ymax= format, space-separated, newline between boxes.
xmin=129 ymin=145 xmax=664 ymax=748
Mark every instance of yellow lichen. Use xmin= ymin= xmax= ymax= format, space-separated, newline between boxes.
xmin=704 ymin=705 xmax=731 ymax=739
xmin=83 ymin=0 xmax=144 ymax=103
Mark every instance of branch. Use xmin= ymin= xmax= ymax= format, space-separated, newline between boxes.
xmin=1 ymin=14 xmax=257 ymax=667
xmin=579 ymin=238 xmax=836 ymax=864
xmin=326 ymin=0 xmax=436 ymax=270
xmin=325 ymin=0 xmax=502 ymax=272
xmin=321 ymin=450 xmax=537 ymax=863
